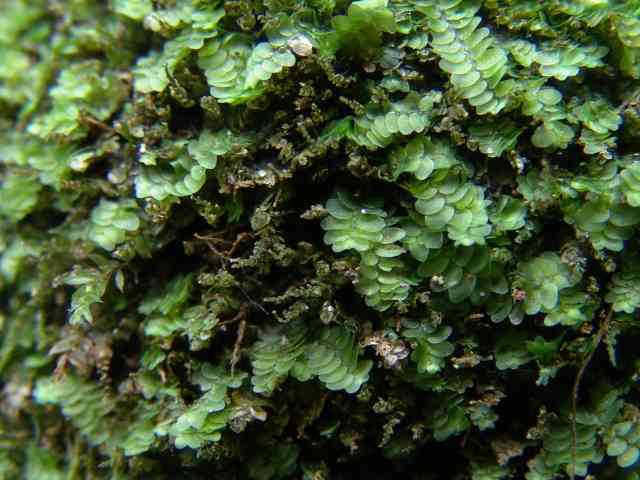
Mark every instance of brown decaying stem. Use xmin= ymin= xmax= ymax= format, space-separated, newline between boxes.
xmin=230 ymin=318 xmax=247 ymax=376
xmin=217 ymin=305 xmax=249 ymax=375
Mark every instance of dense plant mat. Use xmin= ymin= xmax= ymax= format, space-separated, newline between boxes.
xmin=1 ymin=0 xmax=640 ymax=478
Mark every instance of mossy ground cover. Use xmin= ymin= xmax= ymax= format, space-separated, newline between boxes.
xmin=1 ymin=0 xmax=640 ymax=478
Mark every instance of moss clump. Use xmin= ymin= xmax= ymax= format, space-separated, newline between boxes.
xmin=1 ymin=0 xmax=640 ymax=478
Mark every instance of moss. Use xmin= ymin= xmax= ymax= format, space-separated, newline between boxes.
xmin=1 ymin=0 xmax=640 ymax=478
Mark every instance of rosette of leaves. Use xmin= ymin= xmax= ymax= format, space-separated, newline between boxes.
xmin=167 ymin=365 xmax=246 ymax=449
xmin=357 ymin=227 xmax=417 ymax=311
xmin=427 ymin=394 xmax=470 ymax=441
xmin=517 ymin=166 xmax=570 ymax=213
xmin=28 ymin=60 xmax=128 ymax=142
xmin=521 ymin=85 xmax=575 ymax=149
xmin=401 ymin=318 xmax=454 ymax=374
xmin=198 ymin=33 xmax=295 ymax=104
xmin=511 ymin=253 xmax=580 ymax=323
xmin=134 ymin=29 xmax=218 ymax=94
xmin=139 ymin=273 xmax=193 ymax=318
xmin=197 ymin=33 xmax=259 ymax=104
xmin=467 ymin=119 xmax=524 ymax=158
xmin=528 ymin=387 xmax=624 ymax=477
xmin=322 ymin=190 xmax=388 ymax=253
xmin=59 ymin=260 xmax=119 ymax=325
xmin=127 ymin=0 xmax=224 ymax=31
xmin=34 ymin=375 xmax=116 ymax=447
xmin=563 ymin=196 xmax=640 ymax=252
xmin=250 ymin=321 xmax=310 ymax=395
xmin=190 ymin=128 xmax=253 ymax=174
xmin=507 ymin=32 xmax=609 ymax=76
xmin=549 ymin=1 xmax=613 ymax=29
xmin=398 ymin=211 xmax=444 ymax=262
xmin=544 ymin=288 xmax=597 ymax=327
xmin=409 ymin=169 xmax=492 ymax=246
xmin=135 ymin=141 xmax=207 ymax=201
xmin=526 ymin=455 xmax=559 ymax=480
xmin=468 ymin=400 xmax=501 ymax=431
xmin=379 ymin=75 xmax=411 ymax=92
xmin=0 ymin=133 xmax=71 ymax=189
xmin=136 ymin=129 xmax=244 ymax=201
xmin=161 ymin=305 xmax=221 ymax=350
xmin=329 ymin=0 xmax=397 ymax=60
xmin=88 ymin=199 xmax=141 ymax=251
xmin=506 ymin=39 xmax=538 ymax=67
xmin=533 ymin=42 xmax=608 ymax=80
xmin=417 ymin=245 xmax=507 ymax=304
xmin=573 ymin=98 xmax=622 ymax=157
xmin=141 ymin=273 xmax=232 ymax=350
xmin=120 ymin=405 xmax=161 ymax=457
xmin=417 ymin=0 xmax=508 ymax=115
xmin=348 ymin=92 xmax=441 ymax=149
xmin=468 ymin=262 xmax=512 ymax=319
xmin=262 ymin=13 xmax=310 ymax=50
xmin=604 ymin=407 xmax=640 ymax=468
xmin=484 ymin=293 xmax=515 ymax=324
xmin=388 ymin=136 xmax=459 ymax=181
xmin=570 ymin=159 xmax=619 ymax=195
xmin=489 ymin=195 xmax=527 ymax=232
xmin=535 ymin=420 xmax=603 ymax=477
xmin=322 ymin=191 xmax=416 ymax=310
xmin=293 ymin=326 xmax=373 ymax=393
xmin=564 ymin=159 xmax=640 ymax=250
xmin=605 ymin=260 xmax=640 ymax=313
xmin=493 ymin=330 xmax=532 ymax=370
xmin=244 ymin=42 xmax=296 ymax=89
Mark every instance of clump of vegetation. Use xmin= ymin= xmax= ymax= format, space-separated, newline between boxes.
xmin=1 ymin=0 xmax=640 ymax=478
